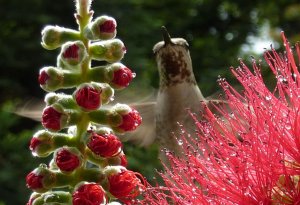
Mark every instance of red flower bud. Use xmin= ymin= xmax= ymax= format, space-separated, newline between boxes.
xmin=72 ymin=183 xmax=106 ymax=205
xmin=74 ymin=84 xmax=102 ymax=110
xmin=29 ymin=137 xmax=42 ymax=152
xmin=38 ymin=70 xmax=50 ymax=85
xmin=60 ymin=41 xmax=87 ymax=66
xmin=108 ymin=169 xmax=145 ymax=203
xmin=26 ymin=172 xmax=44 ymax=190
xmin=63 ymin=44 xmax=79 ymax=59
xmin=87 ymin=132 xmax=122 ymax=158
xmin=42 ymin=106 xmax=64 ymax=131
xmin=118 ymin=108 xmax=142 ymax=132
xmin=26 ymin=167 xmax=56 ymax=192
xmin=100 ymin=19 xmax=116 ymax=33
xmin=111 ymin=66 xmax=134 ymax=89
xmin=54 ymin=147 xmax=81 ymax=172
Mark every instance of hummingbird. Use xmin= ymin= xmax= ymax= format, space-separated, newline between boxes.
xmin=15 ymin=27 xmax=225 ymax=164
xmin=126 ymin=27 xmax=227 ymax=164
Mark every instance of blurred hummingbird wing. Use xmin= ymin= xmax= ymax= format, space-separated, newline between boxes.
xmin=14 ymin=98 xmax=44 ymax=121
xmin=120 ymin=101 xmax=156 ymax=147
xmin=14 ymin=87 xmax=157 ymax=147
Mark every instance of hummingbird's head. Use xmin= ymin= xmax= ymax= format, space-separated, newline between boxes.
xmin=153 ymin=27 xmax=196 ymax=89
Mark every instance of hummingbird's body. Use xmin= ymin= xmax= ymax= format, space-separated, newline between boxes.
xmin=153 ymin=34 xmax=205 ymax=161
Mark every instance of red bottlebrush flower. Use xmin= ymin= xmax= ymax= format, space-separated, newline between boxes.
xmin=62 ymin=44 xmax=79 ymax=59
xmin=142 ymin=33 xmax=300 ymax=204
xmin=38 ymin=70 xmax=49 ymax=85
xmin=99 ymin=19 xmax=116 ymax=33
xmin=74 ymin=84 xmax=102 ymax=110
xmin=111 ymin=66 xmax=133 ymax=88
xmin=118 ymin=108 xmax=142 ymax=132
xmin=107 ymin=169 xmax=145 ymax=203
xmin=72 ymin=182 xmax=106 ymax=205
xmin=26 ymin=172 xmax=43 ymax=190
xmin=54 ymin=147 xmax=81 ymax=172
xmin=87 ymin=132 xmax=122 ymax=158
xmin=42 ymin=106 xmax=63 ymax=131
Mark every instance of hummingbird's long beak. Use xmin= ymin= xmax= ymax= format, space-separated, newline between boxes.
xmin=161 ymin=26 xmax=173 ymax=45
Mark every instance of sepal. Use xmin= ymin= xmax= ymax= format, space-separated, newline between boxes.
xmin=39 ymin=67 xmax=81 ymax=91
xmin=41 ymin=26 xmax=80 ymax=50
xmin=31 ymin=191 xmax=72 ymax=205
xmin=89 ymin=39 xmax=126 ymax=63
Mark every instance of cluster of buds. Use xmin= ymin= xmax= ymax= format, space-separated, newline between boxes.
xmin=26 ymin=1 xmax=145 ymax=204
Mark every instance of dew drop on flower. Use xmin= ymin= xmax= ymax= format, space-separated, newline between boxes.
xmin=285 ymin=124 xmax=291 ymax=130
xmin=132 ymin=72 xmax=136 ymax=78
xmin=265 ymin=96 xmax=272 ymax=101
xmin=178 ymin=140 xmax=183 ymax=146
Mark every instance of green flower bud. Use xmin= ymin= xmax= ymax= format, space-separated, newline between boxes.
xmin=39 ymin=67 xmax=81 ymax=91
xmin=88 ymin=63 xmax=134 ymax=89
xmin=88 ymin=65 xmax=112 ymax=83
xmin=41 ymin=26 xmax=80 ymax=50
xmin=58 ymin=41 xmax=87 ymax=68
xmin=90 ymin=39 xmax=126 ymax=63
xmin=88 ymin=109 xmax=115 ymax=126
xmin=39 ymin=67 xmax=63 ymax=92
xmin=45 ymin=93 xmax=78 ymax=109
xmin=30 ymin=130 xmax=54 ymax=157
xmin=32 ymin=191 xmax=72 ymax=205
xmin=83 ymin=15 xmax=117 ymax=40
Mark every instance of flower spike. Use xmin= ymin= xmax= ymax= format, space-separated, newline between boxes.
xmin=27 ymin=0 xmax=145 ymax=204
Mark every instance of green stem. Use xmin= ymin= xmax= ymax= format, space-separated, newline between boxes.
xmin=74 ymin=0 xmax=93 ymax=146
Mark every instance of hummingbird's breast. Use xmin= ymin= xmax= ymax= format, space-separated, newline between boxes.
xmin=155 ymin=43 xmax=197 ymax=91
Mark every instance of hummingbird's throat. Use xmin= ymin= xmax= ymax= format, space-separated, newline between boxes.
xmin=158 ymin=46 xmax=196 ymax=89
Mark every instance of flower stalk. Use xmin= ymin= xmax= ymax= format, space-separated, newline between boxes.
xmin=26 ymin=1 xmax=145 ymax=204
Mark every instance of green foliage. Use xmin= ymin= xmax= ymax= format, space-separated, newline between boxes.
xmin=0 ymin=102 xmax=46 ymax=204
